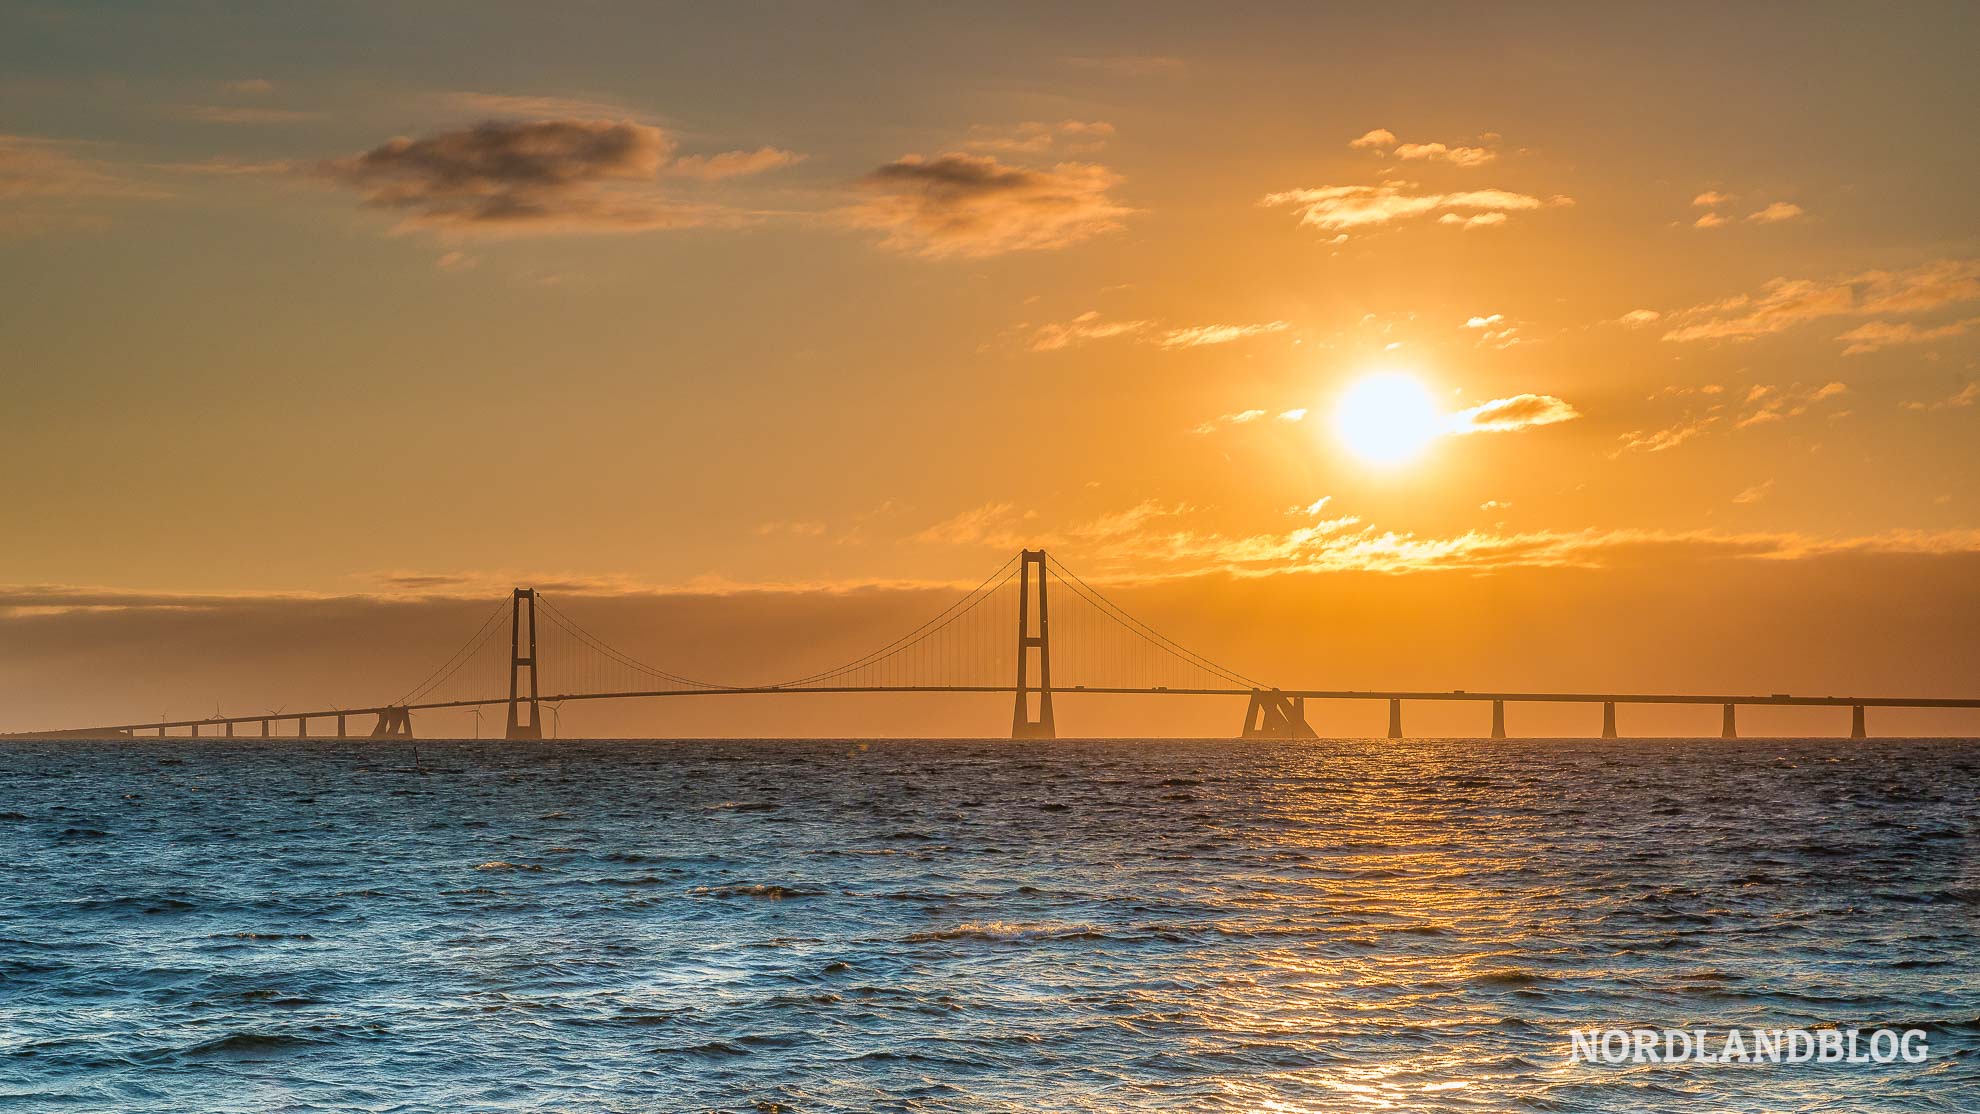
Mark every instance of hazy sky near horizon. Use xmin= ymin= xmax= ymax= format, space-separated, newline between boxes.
xmin=4 ymin=2 xmax=1978 ymax=732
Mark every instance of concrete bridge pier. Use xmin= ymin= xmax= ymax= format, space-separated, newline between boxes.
xmin=1240 ymin=690 xmax=1318 ymax=739
xmin=1601 ymin=701 xmax=1618 ymax=739
xmin=370 ymin=707 xmax=415 ymax=739
xmin=1721 ymin=703 xmax=1737 ymax=739
xmin=1851 ymin=704 xmax=1867 ymax=739
xmin=1490 ymin=700 xmax=1507 ymax=739
xmin=296 ymin=716 xmax=309 ymax=738
xmin=1386 ymin=698 xmax=1403 ymax=740
xmin=260 ymin=719 xmax=270 ymax=737
xmin=336 ymin=714 xmax=347 ymax=739
xmin=224 ymin=722 xmax=234 ymax=737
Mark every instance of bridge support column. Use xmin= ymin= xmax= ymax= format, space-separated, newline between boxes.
xmin=260 ymin=719 xmax=270 ymax=737
xmin=370 ymin=707 xmax=414 ymax=738
xmin=506 ymin=588 xmax=543 ymax=741
xmin=1011 ymin=550 xmax=1056 ymax=739
xmin=224 ymin=722 xmax=234 ymax=737
xmin=297 ymin=716 xmax=309 ymax=738
xmin=1851 ymin=704 xmax=1867 ymax=739
xmin=1720 ymin=703 xmax=1737 ymax=739
xmin=1387 ymin=698 xmax=1403 ymax=740
xmin=336 ymin=714 xmax=347 ymax=739
xmin=1241 ymin=690 xmax=1318 ymax=739
xmin=1602 ymin=701 xmax=1617 ymax=739
xmin=190 ymin=723 xmax=201 ymax=737
xmin=1490 ymin=700 xmax=1507 ymax=740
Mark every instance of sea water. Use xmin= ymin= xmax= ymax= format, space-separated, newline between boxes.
xmin=1 ymin=738 xmax=1974 ymax=1111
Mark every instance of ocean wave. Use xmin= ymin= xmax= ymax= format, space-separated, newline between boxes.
xmin=902 ymin=921 xmax=1107 ymax=944
xmin=690 ymin=884 xmax=822 ymax=899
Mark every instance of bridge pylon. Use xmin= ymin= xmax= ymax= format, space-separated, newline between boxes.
xmin=507 ymin=588 xmax=543 ymax=740
xmin=370 ymin=707 xmax=414 ymax=738
xmin=1011 ymin=549 xmax=1055 ymax=739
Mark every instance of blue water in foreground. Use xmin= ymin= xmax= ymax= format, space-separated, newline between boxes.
xmin=1 ymin=738 xmax=1975 ymax=1112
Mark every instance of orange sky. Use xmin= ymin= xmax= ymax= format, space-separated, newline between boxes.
xmin=3 ymin=4 xmax=1977 ymax=735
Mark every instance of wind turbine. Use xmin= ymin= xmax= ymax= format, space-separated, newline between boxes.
xmin=470 ymin=706 xmax=484 ymax=739
xmin=544 ymin=701 xmax=564 ymax=739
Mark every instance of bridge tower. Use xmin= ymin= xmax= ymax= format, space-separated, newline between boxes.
xmin=1011 ymin=549 xmax=1055 ymax=739
xmin=507 ymin=587 xmax=544 ymax=740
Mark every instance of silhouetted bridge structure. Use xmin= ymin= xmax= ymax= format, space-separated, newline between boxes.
xmin=10 ymin=551 xmax=1977 ymax=741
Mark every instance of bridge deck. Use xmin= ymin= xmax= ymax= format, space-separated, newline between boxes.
xmin=12 ymin=685 xmax=1980 ymax=738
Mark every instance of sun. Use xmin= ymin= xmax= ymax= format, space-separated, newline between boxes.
xmin=1334 ymin=372 xmax=1442 ymax=466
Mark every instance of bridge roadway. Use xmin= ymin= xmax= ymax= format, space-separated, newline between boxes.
xmin=15 ymin=686 xmax=1980 ymax=739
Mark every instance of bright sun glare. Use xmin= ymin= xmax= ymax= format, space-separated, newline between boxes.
xmin=1334 ymin=373 xmax=1442 ymax=466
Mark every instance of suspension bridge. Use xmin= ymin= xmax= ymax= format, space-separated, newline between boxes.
xmin=9 ymin=550 xmax=1978 ymax=741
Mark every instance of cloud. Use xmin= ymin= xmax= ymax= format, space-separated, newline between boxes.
xmin=1 ymin=136 xmax=142 ymax=200
xmin=966 ymin=120 xmax=1114 ymax=154
xmin=221 ymin=78 xmax=276 ymax=95
xmin=0 ymin=135 xmax=164 ymax=233
xmin=1614 ymin=309 xmax=1662 ymax=327
xmin=1071 ymin=499 xmax=1191 ymax=541
xmin=1026 ymin=313 xmax=1288 ymax=352
xmin=1737 ymin=381 xmax=1845 ymax=428
xmin=1192 ymin=409 xmax=1269 ymax=434
xmin=1395 ymin=142 xmax=1496 ymax=167
xmin=1446 ymin=393 xmax=1580 ymax=434
xmin=753 ymin=520 xmax=827 ymax=539
xmin=1029 ymin=310 xmax=1152 ymax=351
xmin=906 ymin=498 xmax=1980 ymax=580
xmin=1649 ymin=383 xmax=1724 ymax=399
xmin=848 ymin=152 xmax=1131 ymax=258
xmin=1618 ymin=382 xmax=1847 ymax=452
xmin=913 ymin=502 xmax=1036 ymax=547
xmin=1902 ymin=381 xmax=1979 ymax=411
xmin=165 ymin=104 xmax=322 ymax=124
xmin=1733 ymin=479 xmax=1774 ymax=504
xmin=435 ymin=91 xmax=648 ymax=120
xmin=1347 ymin=128 xmax=1495 ymax=166
xmin=1662 ymin=259 xmax=1980 ymax=344
xmin=1159 ymin=321 xmax=1290 ymax=348
xmin=1197 ymin=392 xmax=1575 ymax=440
xmin=317 ymin=118 xmax=735 ymax=234
xmin=1462 ymin=313 xmax=1521 ymax=348
xmin=1261 ymin=183 xmax=1563 ymax=236
xmin=1837 ymin=315 xmax=1980 ymax=355
xmin=1748 ymin=201 xmax=1804 ymax=224
xmin=1694 ymin=212 xmax=1727 ymax=229
xmin=1614 ymin=417 xmax=1717 ymax=455
xmin=665 ymin=145 xmax=805 ymax=180
xmin=1693 ymin=191 xmax=1731 ymax=207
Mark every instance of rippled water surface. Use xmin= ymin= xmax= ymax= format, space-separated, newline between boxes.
xmin=2 ymin=738 xmax=1976 ymax=1112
